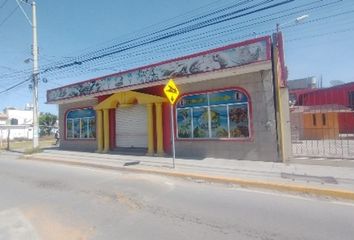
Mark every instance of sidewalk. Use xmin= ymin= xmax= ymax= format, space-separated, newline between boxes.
xmin=21 ymin=149 xmax=354 ymax=200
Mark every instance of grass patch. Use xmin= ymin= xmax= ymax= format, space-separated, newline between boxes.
xmin=0 ymin=137 xmax=56 ymax=153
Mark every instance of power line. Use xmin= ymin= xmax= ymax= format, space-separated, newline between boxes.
xmin=78 ymin=0 xmax=279 ymax=61
xmin=286 ymin=27 xmax=354 ymax=42
xmin=285 ymin=35 xmax=354 ymax=50
xmin=1 ymin=0 xmax=346 ymax=82
xmin=0 ymin=77 xmax=31 ymax=95
xmin=153 ymin=0 xmax=256 ymax=34
xmin=0 ymin=6 xmax=19 ymax=28
xmin=0 ymin=0 xmax=9 ymax=9
xmin=76 ymin=0 xmax=257 ymax=58
xmin=43 ymin=34 xmax=354 ymax=89
xmin=65 ymin=0 xmax=236 ymax=57
xmin=43 ymin=0 xmax=295 ymax=74
xmin=0 ymin=0 xmax=349 ymax=86
xmin=0 ymin=0 xmax=258 ymax=80
xmin=37 ymin=0 xmax=348 ymax=71
xmin=0 ymin=0 xmax=351 ymax=107
xmin=38 ymin=3 xmax=340 ymax=82
xmin=46 ymin=20 xmax=353 ymax=87
xmin=89 ymin=0 xmax=260 ymax=57
xmin=40 ymin=0 xmax=344 ymax=80
xmin=0 ymin=0 xmax=336 ymax=82
xmin=99 ymin=1 xmax=342 ymax=64
xmin=35 ymin=0 xmax=274 ymax=71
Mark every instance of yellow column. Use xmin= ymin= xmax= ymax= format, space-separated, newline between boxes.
xmin=155 ymin=102 xmax=164 ymax=156
xmin=96 ymin=110 xmax=103 ymax=152
xmin=103 ymin=109 xmax=110 ymax=152
xmin=146 ymin=103 xmax=154 ymax=155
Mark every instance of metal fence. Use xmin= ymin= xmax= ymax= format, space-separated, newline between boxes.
xmin=290 ymin=105 xmax=354 ymax=159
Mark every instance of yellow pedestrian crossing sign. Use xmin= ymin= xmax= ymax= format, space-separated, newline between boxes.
xmin=164 ymin=79 xmax=180 ymax=104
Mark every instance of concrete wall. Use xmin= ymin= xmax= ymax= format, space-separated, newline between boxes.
xmin=279 ymin=88 xmax=292 ymax=162
xmin=175 ymin=70 xmax=279 ymax=161
xmin=58 ymin=99 xmax=97 ymax=152
xmin=8 ymin=128 xmax=33 ymax=140
xmin=0 ymin=127 xmax=33 ymax=140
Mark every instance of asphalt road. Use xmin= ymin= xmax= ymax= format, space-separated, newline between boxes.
xmin=0 ymin=152 xmax=354 ymax=240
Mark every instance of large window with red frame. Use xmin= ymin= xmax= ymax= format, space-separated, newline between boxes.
xmin=176 ymin=89 xmax=250 ymax=139
xmin=66 ymin=108 xmax=96 ymax=139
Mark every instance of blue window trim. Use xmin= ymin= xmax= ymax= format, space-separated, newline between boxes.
xmin=65 ymin=108 xmax=96 ymax=140
xmin=176 ymin=88 xmax=252 ymax=140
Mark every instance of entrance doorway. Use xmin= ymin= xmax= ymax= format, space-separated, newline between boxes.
xmin=116 ymin=105 xmax=148 ymax=148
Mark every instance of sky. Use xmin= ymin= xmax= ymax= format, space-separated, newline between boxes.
xmin=0 ymin=0 xmax=353 ymax=114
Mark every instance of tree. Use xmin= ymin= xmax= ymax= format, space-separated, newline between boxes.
xmin=39 ymin=112 xmax=58 ymax=136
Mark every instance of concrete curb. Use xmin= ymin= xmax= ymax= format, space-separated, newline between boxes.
xmin=22 ymin=155 xmax=354 ymax=201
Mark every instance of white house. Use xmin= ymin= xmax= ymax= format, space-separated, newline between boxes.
xmin=0 ymin=113 xmax=7 ymax=125
xmin=0 ymin=105 xmax=33 ymax=141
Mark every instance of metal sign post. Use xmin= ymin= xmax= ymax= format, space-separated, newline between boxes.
xmin=170 ymin=104 xmax=176 ymax=168
xmin=163 ymin=79 xmax=180 ymax=169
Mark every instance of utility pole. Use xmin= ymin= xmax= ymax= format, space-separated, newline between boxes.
xmin=31 ymin=0 xmax=39 ymax=149
xmin=17 ymin=0 xmax=40 ymax=149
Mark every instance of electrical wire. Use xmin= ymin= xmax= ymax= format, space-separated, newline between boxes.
xmin=65 ymin=0 xmax=237 ymax=56
xmin=0 ymin=77 xmax=31 ymax=94
xmin=0 ymin=0 xmax=261 ymax=79
xmin=37 ymin=0 xmax=278 ymax=71
xmin=0 ymin=5 xmax=19 ymax=28
xmin=3 ymin=0 xmax=348 ymax=82
xmin=40 ymin=0 xmax=346 ymax=81
xmin=0 ymin=0 xmax=9 ymax=9
xmin=286 ymin=27 xmax=354 ymax=42
xmin=0 ymin=0 xmax=339 ymax=81
xmin=0 ymin=0 xmax=351 ymax=89
xmin=42 ymin=0 xmax=295 ymax=74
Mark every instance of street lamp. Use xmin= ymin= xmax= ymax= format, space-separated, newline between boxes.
xmin=16 ymin=0 xmax=40 ymax=149
xmin=276 ymin=14 xmax=309 ymax=33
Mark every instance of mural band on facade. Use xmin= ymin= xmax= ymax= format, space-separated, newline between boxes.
xmin=47 ymin=38 xmax=269 ymax=103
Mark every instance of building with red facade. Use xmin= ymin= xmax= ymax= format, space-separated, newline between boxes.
xmin=46 ymin=35 xmax=290 ymax=161
xmin=295 ymin=82 xmax=354 ymax=134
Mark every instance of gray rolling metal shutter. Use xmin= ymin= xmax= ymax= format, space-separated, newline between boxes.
xmin=116 ymin=105 xmax=148 ymax=148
